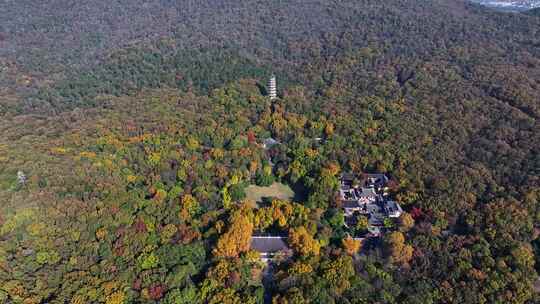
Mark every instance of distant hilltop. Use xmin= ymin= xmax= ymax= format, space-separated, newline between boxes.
xmin=470 ymin=0 xmax=540 ymax=11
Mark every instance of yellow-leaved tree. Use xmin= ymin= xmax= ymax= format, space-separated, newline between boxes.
xmin=398 ymin=212 xmax=415 ymax=232
xmin=213 ymin=212 xmax=253 ymax=258
xmin=288 ymin=226 xmax=320 ymax=256
xmin=384 ymin=231 xmax=413 ymax=266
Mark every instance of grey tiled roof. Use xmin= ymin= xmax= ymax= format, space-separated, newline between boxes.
xmin=363 ymin=173 xmax=388 ymax=187
xmin=364 ymin=173 xmax=388 ymax=180
xmin=341 ymin=172 xmax=355 ymax=182
xmin=342 ymin=200 xmax=360 ymax=209
xmin=384 ymin=200 xmax=403 ymax=215
xmin=250 ymin=236 xmax=288 ymax=253
xmin=358 ymin=187 xmax=377 ymax=198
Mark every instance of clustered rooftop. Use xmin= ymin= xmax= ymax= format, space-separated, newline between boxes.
xmin=340 ymin=173 xmax=403 ymax=228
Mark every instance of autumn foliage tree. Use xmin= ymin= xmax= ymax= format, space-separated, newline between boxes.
xmin=213 ymin=212 xmax=254 ymax=258
xmin=398 ymin=212 xmax=415 ymax=232
xmin=342 ymin=236 xmax=362 ymax=256
xmin=384 ymin=231 xmax=413 ymax=266
xmin=288 ymin=226 xmax=320 ymax=256
xmin=180 ymin=194 xmax=201 ymax=221
xmin=321 ymin=255 xmax=355 ymax=294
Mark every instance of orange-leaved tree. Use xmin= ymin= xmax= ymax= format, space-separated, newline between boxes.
xmin=342 ymin=236 xmax=362 ymax=256
xmin=213 ymin=212 xmax=253 ymax=258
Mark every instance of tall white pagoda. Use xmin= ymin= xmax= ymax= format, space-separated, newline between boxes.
xmin=268 ymin=75 xmax=277 ymax=100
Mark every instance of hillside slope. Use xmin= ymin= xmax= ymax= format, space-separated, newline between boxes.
xmin=1 ymin=1 xmax=540 ymax=303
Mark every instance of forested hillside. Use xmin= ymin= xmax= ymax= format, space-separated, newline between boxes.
xmin=1 ymin=0 xmax=539 ymax=303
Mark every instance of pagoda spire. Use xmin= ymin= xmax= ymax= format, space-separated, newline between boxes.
xmin=268 ymin=75 xmax=277 ymax=100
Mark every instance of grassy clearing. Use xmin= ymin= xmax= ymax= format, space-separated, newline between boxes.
xmin=245 ymin=182 xmax=295 ymax=203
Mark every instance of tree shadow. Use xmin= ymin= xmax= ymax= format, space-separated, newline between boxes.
xmin=256 ymin=82 xmax=268 ymax=97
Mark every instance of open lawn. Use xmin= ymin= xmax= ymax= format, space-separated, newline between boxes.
xmin=245 ymin=182 xmax=295 ymax=203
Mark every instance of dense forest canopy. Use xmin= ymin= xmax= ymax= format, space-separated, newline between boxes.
xmin=1 ymin=0 xmax=539 ymax=303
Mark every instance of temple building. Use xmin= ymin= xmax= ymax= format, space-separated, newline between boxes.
xmin=250 ymin=236 xmax=289 ymax=262
xmin=340 ymin=172 xmax=403 ymax=227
